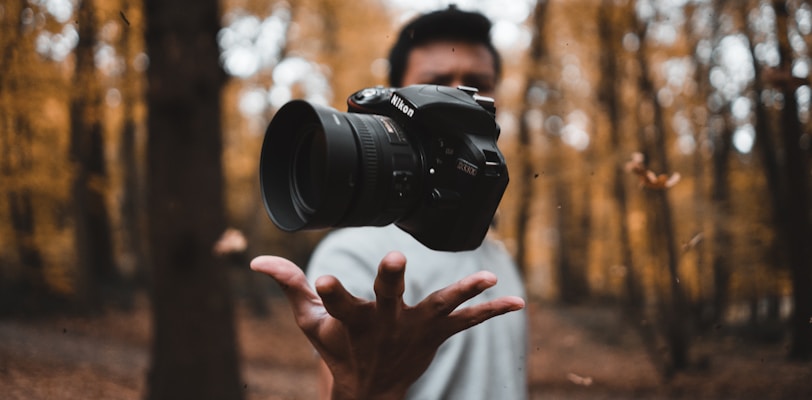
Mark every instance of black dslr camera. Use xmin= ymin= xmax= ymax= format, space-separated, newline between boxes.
xmin=259 ymin=84 xmax=508 ymax=251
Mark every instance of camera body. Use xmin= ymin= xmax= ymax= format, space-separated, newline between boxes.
xmin=259 ymin=84 xmax=509 ymax=251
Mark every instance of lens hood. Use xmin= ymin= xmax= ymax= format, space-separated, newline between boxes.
xmin=259 ymin=100 xmax=360 ymax=231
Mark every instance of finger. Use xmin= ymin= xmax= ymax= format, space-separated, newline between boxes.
xmin=373 ymin=252 xmax=406 ymax=333
xmin=421 ymin=270 xmax=499 ymax=316
xmin=250 ymin=256 xmax=321 ymax=322
xmin=315 ymin=275 xmax=367 ymax=325
xmin=373 ymin=251 xmax=407 ymax=315
xmin=446 ymin=296 xmax=525 ymax=335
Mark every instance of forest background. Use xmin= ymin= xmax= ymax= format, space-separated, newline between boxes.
xmin=1 ymin=0 xmax=811 ymax=398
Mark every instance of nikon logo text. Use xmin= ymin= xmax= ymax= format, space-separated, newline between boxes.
xmin=390 ymin=94 xmax=415 ymax=118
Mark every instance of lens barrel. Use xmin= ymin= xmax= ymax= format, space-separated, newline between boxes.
xmin=260 ymin=100 xmax=420 ymax=232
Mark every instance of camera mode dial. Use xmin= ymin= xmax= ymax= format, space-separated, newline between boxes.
xmin=351 ymin=86 xmax=393 ymax=108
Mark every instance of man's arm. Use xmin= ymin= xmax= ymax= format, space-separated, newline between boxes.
xmin=250 ymin=251 xmax=525 ymax=400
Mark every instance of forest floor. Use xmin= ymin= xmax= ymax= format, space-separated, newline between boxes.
xmin=1 ymin=291 xmax=810 ymax=400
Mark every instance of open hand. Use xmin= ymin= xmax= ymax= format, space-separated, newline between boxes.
xmin=250 ymin=251 xmax=525 ymax=400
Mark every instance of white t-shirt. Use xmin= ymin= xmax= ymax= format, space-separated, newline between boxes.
xmin=307 ymin=224 xmax=528 ymax=400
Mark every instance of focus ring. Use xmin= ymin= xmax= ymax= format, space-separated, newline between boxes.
xmin=348 ymin=114 xmax=379 ymax=194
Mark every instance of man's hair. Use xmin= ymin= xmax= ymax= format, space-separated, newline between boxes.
xmin=387 ymin=5 xmax=502 ymax=87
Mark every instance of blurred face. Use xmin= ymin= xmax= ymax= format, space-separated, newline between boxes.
xmin=401 ymin=40 xmax=497 ymax=98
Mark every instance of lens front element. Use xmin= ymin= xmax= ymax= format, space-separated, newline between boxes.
xmin=259 ymin=100 xmax=420 ymax=232
xmin=290 ymin=123 xmax=326 ymax=216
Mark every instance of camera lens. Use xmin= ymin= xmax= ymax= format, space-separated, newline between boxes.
xmin=290 ymin=124 xmax=325 ymax=214
xmin=260 ymin=100 xmax=420 ymax=232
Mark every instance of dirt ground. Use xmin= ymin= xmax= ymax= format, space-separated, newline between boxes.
xmin=1 ymin=292 xmax=810 ymax=400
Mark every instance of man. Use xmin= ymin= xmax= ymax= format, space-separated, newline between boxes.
xmin=251 ymin=6 xmax=527 ymax=400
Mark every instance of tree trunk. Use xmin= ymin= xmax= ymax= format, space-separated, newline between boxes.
xmin=144 ymin=0 xmax=243 ymax=397
xmin=634 ymin=17 xmax=691 ymax=373
xmin=118 ymin=1 xmax=149 ymax=287
xmin=513 ymin=0 xmax=551 ymax=277
xmin=746 ymin=0 xmax=791 ymax=335
xmin=771 ymin=0 xmax=812 ymax=361
xmin=7 ymin=118 xmax=48 ymax=310
xmin=514 ymin=111 xmax=534 ymax=277
xmin=597 ymin=0 xmax=670 ymax=377
xmin=1 ymin=0 xmax=49 ymax=312
xmin=687 ymin=0 xmax=724 ymax=330
xmin=710 ymin=119 xmax=733 ymax=326
xmin=70 ymin=0 xmax=118 ymax=310
xmin=553 ymin=176 xmax=590 ymax=303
